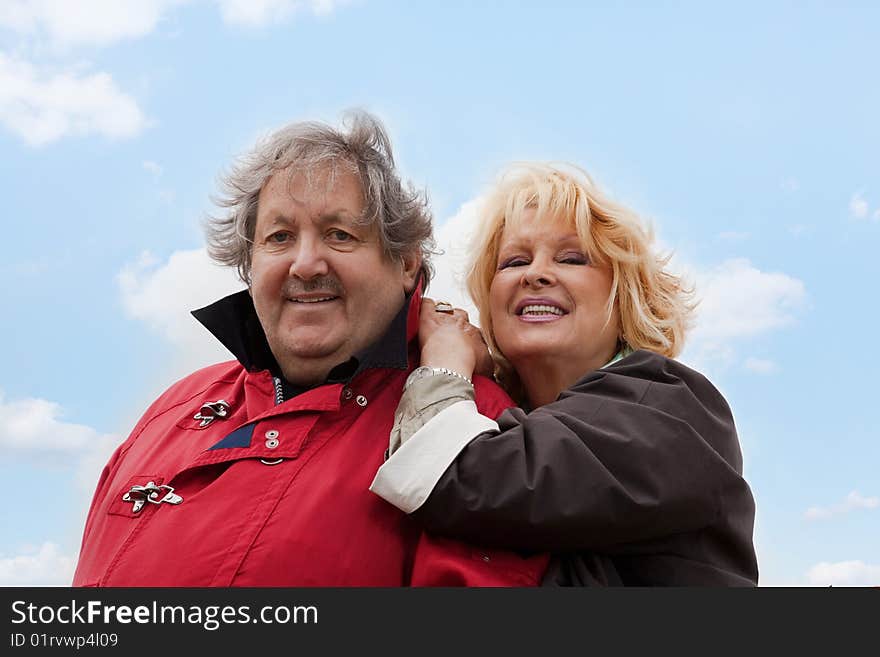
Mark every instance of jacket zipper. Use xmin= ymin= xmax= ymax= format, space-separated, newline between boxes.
xmin=273 ymin=377 xmax=284 ymax=406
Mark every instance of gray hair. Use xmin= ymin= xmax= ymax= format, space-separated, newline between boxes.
xmin=205 ymin=110 xmax=435 ymax=286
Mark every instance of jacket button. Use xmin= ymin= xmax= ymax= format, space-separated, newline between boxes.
xmin=342 ymin=387 xmax=353 ymax=401
xmin=265 ymin=438 xmax=279 ymax=449
xmin=356 ymin=395 xmax=368 ymax=407
xmin=265 ymin=429 xmax=279 ymax=439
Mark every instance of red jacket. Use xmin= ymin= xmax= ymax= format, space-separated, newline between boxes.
xmin=73 ymin=287 xmax=547 ymax=586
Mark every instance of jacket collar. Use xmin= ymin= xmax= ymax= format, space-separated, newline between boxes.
xmin=191 ymin=278 xmax=424 ymax=381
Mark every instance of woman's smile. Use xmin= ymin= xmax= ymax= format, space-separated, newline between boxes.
xmin=514 ymin=296 xmax=569 ymax=322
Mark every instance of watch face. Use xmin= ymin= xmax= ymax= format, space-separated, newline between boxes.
xmin=408 ymin=366 xmax=431 ymax=380
xmin=405 ymin=366 xmax=434 ymax=388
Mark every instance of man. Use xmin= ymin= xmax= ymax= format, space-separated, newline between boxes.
xmin=72 ymin=111 xmax=544 ymax=586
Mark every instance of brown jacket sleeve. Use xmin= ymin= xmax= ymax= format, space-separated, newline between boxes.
xmin=410 ymin=350 xmax=758 ymax=584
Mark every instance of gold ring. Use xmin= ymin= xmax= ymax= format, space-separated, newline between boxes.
xmin=434 ymin=301 xmax=454 ymax=314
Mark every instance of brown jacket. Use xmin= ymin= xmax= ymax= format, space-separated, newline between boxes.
xmin=375 ymin=350 xmax=758 ymax=586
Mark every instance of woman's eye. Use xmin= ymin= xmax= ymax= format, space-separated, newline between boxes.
xmin=498 ymin=257 xmax=528 ymax=270
xmin=559 ymin=253 xmax=589 ymax=265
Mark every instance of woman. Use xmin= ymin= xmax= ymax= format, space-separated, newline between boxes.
xmin=372 ymin=162 xmax=759 ymax=586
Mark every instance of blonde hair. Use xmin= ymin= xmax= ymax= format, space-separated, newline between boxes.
xmin=466 ymin=162 xmax=695 ymax=397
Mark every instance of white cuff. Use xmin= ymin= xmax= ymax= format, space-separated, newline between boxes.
xmin=370 ymin=400 xmax=498 ymax=513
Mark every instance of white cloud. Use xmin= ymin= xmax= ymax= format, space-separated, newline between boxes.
xmin=0 ymin=386 xmax=131 ymax=566
xmin=0 ymin=542 xmax=76 ymax=586
xmin=717 ymin=231 xmax=750 ymax=242
xmin=216 ymin=0 xmax=348 ymax=27
xmin=686 ymin=258 xmax=806 ymax=355
xmin=849 ymin=192 xmax=869 ymax=220
xmin=0 ymin=0 xmax=350 ymax=44
xmin=780 ymin=177 xmax=800 ymax=192
xmin=0 ymin=0 xmax=356 ymax=146
xmin=804 ymin=490 xmax=880 ymax=521
xmin=0 ymin=0 xmax=184 ymax=48
xmin=117 ymin=248 xmax=245 ymax=376
xmin=0 ymin=52 xmax=147 ymax=145
xmin=744 ymin=357 xmax=777 ymax=374
xmin=0 ymin=390 xmax=117 ymax=455
xmin=0 ymin=388 xmax=119 ymax=503
xmin=143 ymin=159 xmax=163 ymax=177
xmin=840 ymin=490 xmax=878 ymax=511
xmin=874 ymin=208 xmax=880 ymax=222
xmin=678 ymin=258 xmax=807 ymax=372
xmin=806 ymin=560 xmax=880 ymax=587
xmin=425 ymin=196 xmax=487 ymax=322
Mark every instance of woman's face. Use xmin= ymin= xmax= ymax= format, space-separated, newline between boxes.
xmin=489 ymin=208 xmax=620 ymax=377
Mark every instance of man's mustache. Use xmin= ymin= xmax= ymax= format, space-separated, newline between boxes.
xmin=282 ymin=276 xmax=344 ymax=298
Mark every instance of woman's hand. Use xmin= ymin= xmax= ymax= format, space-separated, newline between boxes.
xmin=419 ymin=298 xmax=494 ymax=379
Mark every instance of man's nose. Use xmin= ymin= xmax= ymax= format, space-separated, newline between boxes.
xmin=288 ymin=234 xmax=330 ymax=279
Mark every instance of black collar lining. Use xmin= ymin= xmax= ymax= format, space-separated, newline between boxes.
xmin=191 ymin=289 xmax=411 ymax=391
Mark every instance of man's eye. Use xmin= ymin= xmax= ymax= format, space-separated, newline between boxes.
xmin=498 ymin=257 xmax=528 ymax=270
xmin=328 ymin=229 xmax=354 ymax=242
xmin=268 ymin=231 xmax=291 ymax=243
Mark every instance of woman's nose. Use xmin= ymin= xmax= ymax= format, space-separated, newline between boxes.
xmin=521 ymin=259 xmax=555 ymax=288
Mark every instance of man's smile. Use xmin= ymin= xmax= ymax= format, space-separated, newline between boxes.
xmin=287 ymin=295 xmax=340 ymax=304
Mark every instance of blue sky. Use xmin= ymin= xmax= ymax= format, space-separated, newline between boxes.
xmin=1 ymin=0 xmax=878 ymax=586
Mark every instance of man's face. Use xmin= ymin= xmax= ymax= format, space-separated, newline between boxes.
xmin=250 ymin=165 xmax=420 ymax=385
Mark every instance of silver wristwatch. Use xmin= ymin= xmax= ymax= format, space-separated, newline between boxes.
xmin=403 ymin=366 xmax=473 ymax=391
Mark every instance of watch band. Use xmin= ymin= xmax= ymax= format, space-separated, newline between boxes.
xmin=430 ymin=367 xmax=473 ymax=386
xmin=403 ymin=366 xmax=473 ymax=391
